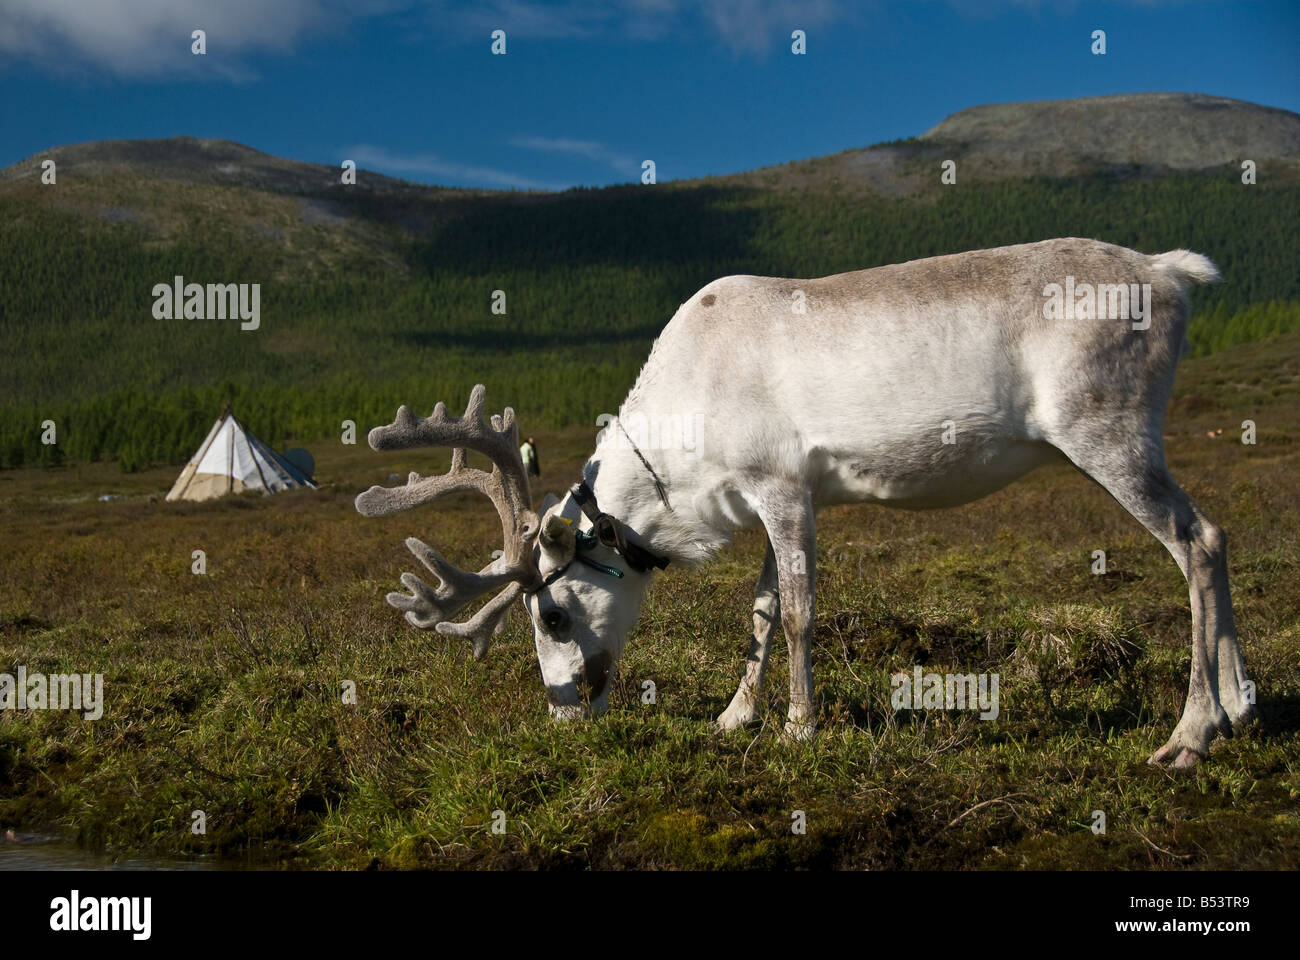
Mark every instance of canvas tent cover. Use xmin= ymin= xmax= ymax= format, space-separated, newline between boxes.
xmin=166 ymin=410 xmax=317 ymax=502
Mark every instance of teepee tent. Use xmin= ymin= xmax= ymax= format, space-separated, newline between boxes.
xmin=166 ymin=407 xmax=316 ymax=502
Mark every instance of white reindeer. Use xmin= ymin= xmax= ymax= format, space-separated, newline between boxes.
xmin=357 ymin=237 xmax=1254 ymax=768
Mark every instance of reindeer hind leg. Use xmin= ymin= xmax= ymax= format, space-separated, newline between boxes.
xmin=1053 ymin=433 xmax=1242 ymax=767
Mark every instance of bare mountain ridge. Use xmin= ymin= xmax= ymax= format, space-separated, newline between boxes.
xmin=0 ymin=136 xmax=490 ymax=271
xmin=704 ymin=92 xmax=1300 ymax=196
xmin=3 ymin=92 xmax=1297 ymax=204
xmin=921 ymin=92 xmax=1300 ymax=175
xmin=0 ymin=136 xmax=442 ymax=197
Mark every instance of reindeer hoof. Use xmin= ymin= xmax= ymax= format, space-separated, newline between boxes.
xmin=548 ymin=704 xmax=586 ymax=722
xmin=715 ymin=703 xmax=760 ymax=732
xmin=714 ymin=717 xmax=754 ymax=733
xmin=783 ymin=719 xmax=817 ymax=742
xmin=1148 ymin=741 xmax=1206 ymax=769
xmin=1228 ymin=703 xmax=1259 ymax=737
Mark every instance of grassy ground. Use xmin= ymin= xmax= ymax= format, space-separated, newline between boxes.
xmin=2 ymin=334 xmax=1299 ymax=869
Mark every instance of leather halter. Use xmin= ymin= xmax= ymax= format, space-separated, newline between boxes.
xmin=529 ymin=481 xmax=671 ymax=592
xmin=570 ymin=481 xmax=671 ymax=574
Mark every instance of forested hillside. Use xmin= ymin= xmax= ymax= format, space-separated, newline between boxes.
xmin=3 ymin=98 xmax=1298 ymax=471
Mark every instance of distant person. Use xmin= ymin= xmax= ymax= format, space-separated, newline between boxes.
xmin=520 ymin=436 xmax=540 ymax=478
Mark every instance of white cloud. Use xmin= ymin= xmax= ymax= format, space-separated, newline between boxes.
xmin=0 ymin=0 xmax=856 ymax=76
xmin=347 ymin=143 xmax=563 ymax=190
xmin=423 ymin=0 xmax=851 ymax=54
xmin=697 ymin=0 xmax=846 ymax=55
xmin=432 ymin=0 xmax=606 ymax=40
xmin=0 ymin=0 xmax=395 ymax=77
xmin=510 ymin=135 xmax=638 ymax=174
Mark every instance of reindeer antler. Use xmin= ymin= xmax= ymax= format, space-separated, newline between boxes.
xmin=355 ymin=385 xmax=541 ymax=658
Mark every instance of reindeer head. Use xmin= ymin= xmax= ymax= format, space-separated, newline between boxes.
xmin=522 ymin=485 xmax=661 ymax=717
xmin=355 ymin=386 xmax=661 ymax=719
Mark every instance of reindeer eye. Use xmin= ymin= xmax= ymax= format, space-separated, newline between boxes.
xmin=540 ymin=607 xmax=570 ymax=634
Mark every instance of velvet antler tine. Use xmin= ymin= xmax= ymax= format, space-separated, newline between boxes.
xmin=434 ymin=582 xmax=525 ymax=660
xmin=354 ymin=466 xmax=493 ymax=518
xmin=356 ymin=385 xmax=542 ymax=657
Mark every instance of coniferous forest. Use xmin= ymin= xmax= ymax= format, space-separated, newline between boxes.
xmin=2 ymin=169 xmax=1297 ymax=470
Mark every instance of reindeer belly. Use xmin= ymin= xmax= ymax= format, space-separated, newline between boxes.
xmin=812 ymin=433 xmax=1061 ymax=509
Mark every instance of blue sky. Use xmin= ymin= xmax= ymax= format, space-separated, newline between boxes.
xmin=1 ymin=1 xmax=1296 ymax=190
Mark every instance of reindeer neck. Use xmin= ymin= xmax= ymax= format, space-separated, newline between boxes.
xmin=583 ymin=429 xmax=723 ymax=567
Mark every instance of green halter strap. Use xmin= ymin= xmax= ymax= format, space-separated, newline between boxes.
xmin=528 ymin=482 xmax=672 ymax=592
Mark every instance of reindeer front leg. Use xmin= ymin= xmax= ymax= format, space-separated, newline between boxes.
xmin=759 ymin=486 xmax=818 ymax=741
xmin=717 ymin=538 xmax=780 ymax=731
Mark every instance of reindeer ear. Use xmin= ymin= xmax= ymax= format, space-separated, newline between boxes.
xmin=539 ymin=509 xmax=576 ymax=569
xmin=541 ymin=512 xmax=575 ymax=550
